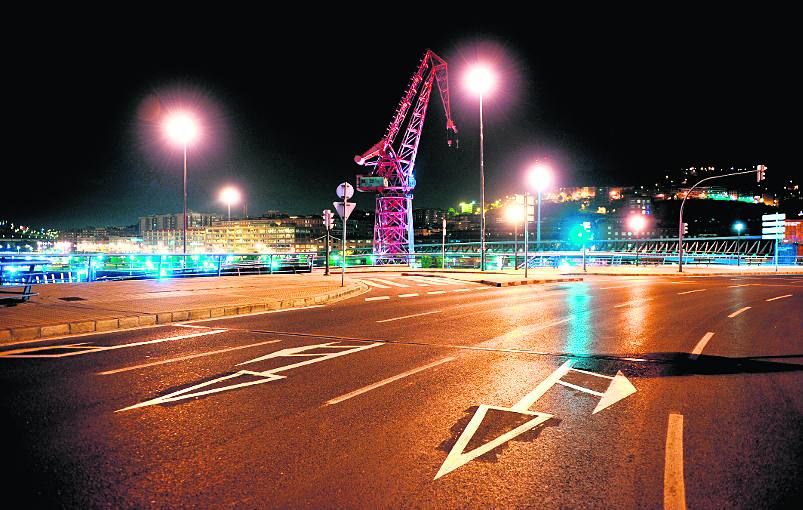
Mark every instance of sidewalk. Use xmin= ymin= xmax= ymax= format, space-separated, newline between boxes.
xmin=0 ymin=274 xmax=366 ymax=343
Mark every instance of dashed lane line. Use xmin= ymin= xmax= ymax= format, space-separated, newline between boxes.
xmin=427 ymin=290 xmax=447 ymax=295
xmin=690 ymin=332 xmax=715 ymax=359
xmin=324 ymin=357 xmax=455 ymax=406
xmin=370 ymin=278 xmax=411 ymax=288
xmin=376 ymin=310 xmax=442 ymax=323
xmin=97 ymin=339 xmax=282 ymax=375
xmin=766 ymin=294 xmax=793 ymax=302
xmin=677 ymin=289 xmax=706 ymax=295
xmin=727 ymin=306 xmax=751 ymax=318
xmin=365 ymin=296 xmax=390 ymax=302
xmin=398 ymin=293 xmax=419 ymax=298
xmin=613 ymin=298 xmax=654 ymax=308
xmin=452 ymin=288 xmax=472 ymax=292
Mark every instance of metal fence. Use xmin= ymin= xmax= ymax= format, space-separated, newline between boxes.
xmin=0 ymin=253 xmax=315 ymax=286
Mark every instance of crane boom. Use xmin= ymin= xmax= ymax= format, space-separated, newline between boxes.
xmin=355 ymin=49 xmax=457 ymax=264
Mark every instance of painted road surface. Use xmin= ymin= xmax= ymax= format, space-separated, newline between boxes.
xmin=1 ymin=274 xmax=801 ymax=508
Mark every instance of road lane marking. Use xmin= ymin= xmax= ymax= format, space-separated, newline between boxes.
xmin=664 ymin=413 xmax=687 ymax=510
xmin=727 ymin=284 xmax=752 ymax=288
xmin=398 ymin=293 xmax=419 ymax=298
xmin=727 ymin=306 xmax=751 ymax=318
xmin=570 ymin=367 xmax=614 ymax=380
xmin=360 ymin=279 xmax=390 ymax=288
xmin=599 ymin=285 xmax=630 ymax=290
xmin=365 ymin=296 xmax=390 ymax=301
xmin=677 ymin=289 xmax=706 ymax=295
xmin=555 ymin=379 xmax=604 ymax=396
xmin=0 ymin=330 xmax=227 ymax=358
xmin=488 ymin=317 xmax=573 ymax=344
xmin=376 ymin=310 xmax=442 ymax=323
xmin=370 ymin=278 xmax=410 ymax=288
xmin=766 ymin=294 xmax=793 ymax=302
xmin=613 ymin=298 xmax=654 ymax=308
xmin=97 ymin=340 xmax=282 ymax=375
xmin=403 ymin=276 xmax=433 ymax=286
xmin=324 ymin=357 xmax=455 ymax=405
xmin=452 ymin=288 xmax=471 ymax=292
xmin=690 ymin=332 xmax=715 ymax=359
xmin=119 ymin=342 xmax=384 ymax=412
xmin=427 ymin=290 xmax=447 ymax=295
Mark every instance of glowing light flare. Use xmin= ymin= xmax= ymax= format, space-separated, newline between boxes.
xmin=733 ymin=222 xmax=745 ymax=233
xmin=465 ymin=65 xmax=496 ymax=96
xmin=219 ymin=187 xmax=241 ymax=205
xmin=505 ymin=205 xmax=524 ymax=223
xmin=627 ymin=214 xmax=648 ymax=232
xmin=528 ymin=163 xmax=552 ymax=192
xmin=164 ymin=111 xmax=199 ymax=145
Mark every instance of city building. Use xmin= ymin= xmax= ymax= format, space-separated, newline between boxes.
xmin=139 ymin=212 xmax=220 ymax=234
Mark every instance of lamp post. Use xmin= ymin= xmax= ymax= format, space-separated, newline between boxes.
xmin=466 ymin=65 xmax=495 ymax=271
xmin=220 ymin=187 xmax=241 ymax=221
xmin=528 ymin=163 xmax=551 ymax=251
xmin=506 ymin=205 xmax=523 ymax=270
xmin=733 ymin=221 xmax=745 ymax=266
xmin=628 ymin=214 xmax=648 ymax=266
xmin=164 ymin=112 xmax=199 ymax=256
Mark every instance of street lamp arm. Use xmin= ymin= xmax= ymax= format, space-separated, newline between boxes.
xmin=678 ymin=168 xmax=759 ymax=272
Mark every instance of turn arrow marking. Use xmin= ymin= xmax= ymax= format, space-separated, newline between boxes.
xmin=435 ymin=360 xmax=637 ymax=479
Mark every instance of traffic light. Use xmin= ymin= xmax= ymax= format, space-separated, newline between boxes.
xmin=322 ymin=209 xmax=335 ymax=230
xmin=757 ymin=164 xmax=766 ymax=182
xmin=683 ymin=222 xmax=689 ymax=235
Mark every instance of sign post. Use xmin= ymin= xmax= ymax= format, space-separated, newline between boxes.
xmin=322 ymin=210 xmax=334 ymax=276
xmin=762 ymin=213 xmax=785 ymax=273
xmin=442 ymin=217 xmax=447 ymax=269
xmin=523 ymin=193 xmax=534 ymax=278
xmin=335 ymin=183 xmax=355 ymax=287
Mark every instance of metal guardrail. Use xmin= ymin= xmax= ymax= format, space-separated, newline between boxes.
xmin=0 ymin=253 xmax=316 ymax=286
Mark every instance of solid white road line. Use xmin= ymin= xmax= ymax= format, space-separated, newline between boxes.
xmin=365 ymin=296 xmax=390 ymax=301
xmin=398 ymin=293 xmax=419 ymax=298
xmin=677 ymin=289 xmax=706 ymax=295
xmin=766 ymin=294 xmax=793 ymax=302
xmin=98 ymin=340 xmax=282 ymax=375
xmin=614 ymin=298 xmax=654 ymax=308
xmin=324 ymin=357 xmax=455 ymax=405
xmin=376 ymin=310 xmax=442 ymax=323
xmin=727 ymin=306 xmax=751 ymax=318
xmin=690 ymin=332 xmax=715 ymax=359
xmin=361 ymin=279 xmax=391 ymax=289
xmin=427 ymin=290 xmax=447 ymax=295
xmin=370 ymin=278 xmax=410 ymax=288
xmin=664 ymin=413 xmax=687 ymax=510
xmin=452 ymin=288 xmax=471 ymax=292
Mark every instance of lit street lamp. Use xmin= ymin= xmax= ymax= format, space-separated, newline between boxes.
xmin=528 ymin=162 xmax=551 ymax=248
xmin=733 ymin=221 xmax=745 ymax=266
xmin=164 ymin=111 xmax=199 ymax=255
xmin=505 ymin=205 xmax=524 ymax=270
xmin=466 ymin=65 xmax=496 ymax=271
xmin=627 ymin=214 xmax=648 ymax=266
xmin=219 ymin=187 xmax=241 ymax=220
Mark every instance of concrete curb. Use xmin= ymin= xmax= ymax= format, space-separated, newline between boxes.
xmin=402 ymin=272 xmax=583 ymax=287
xmin=1 ymin=282 xmax=367 ymax=344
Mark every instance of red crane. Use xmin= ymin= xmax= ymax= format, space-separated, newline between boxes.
xmin=355 ymin=49 xmax=458 ymax=264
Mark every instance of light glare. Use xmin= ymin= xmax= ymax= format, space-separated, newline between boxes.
xmin=528 ymin=163 xmax=551 ymax=192
xmin=466 ymin=66 xmax=495 ymax=95
xmin=165 ymin=112 xmax=199 ymax=145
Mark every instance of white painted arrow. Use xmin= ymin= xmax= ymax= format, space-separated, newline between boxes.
xmin=435 ymin=360 xmax=637 ymax=479
xmin=592 ymin=370 xmax=637 ymax=415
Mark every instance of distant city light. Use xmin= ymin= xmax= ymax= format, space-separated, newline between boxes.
xmin=505 ymin=205 xmax=524 ymax=223
xmin=733 ymin=222 xmax=745 ymax=233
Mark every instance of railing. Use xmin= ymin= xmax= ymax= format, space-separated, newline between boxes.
xmin=0 ymin=253 xmax=316 ymax=286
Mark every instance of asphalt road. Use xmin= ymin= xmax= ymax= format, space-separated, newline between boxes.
xmin=1 ymin=273 xmax=801 ymax=508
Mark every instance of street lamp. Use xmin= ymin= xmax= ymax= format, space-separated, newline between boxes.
xmin=164 ymin=111 xmax=199 ymax=255
xmin=733 ymin=221 xmax=745 ymax=266
xmin=466 ymin=65 xmax=496 ymax=271
xmin=219 ymin=187 xmax=241 ymax=220
xmin=505 ymin=205 xmax=524 ymax=270
xmin=527 ymin=162 xmax=551 ymax=248
xmin=627 ymin=214 xmax=648 ymax=266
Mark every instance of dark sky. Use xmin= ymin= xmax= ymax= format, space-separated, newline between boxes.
xmin=4 ymin=10 xmax=796 ymax=229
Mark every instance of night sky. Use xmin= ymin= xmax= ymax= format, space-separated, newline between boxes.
xmin=5 ymin=11 xmax=796 ymax=229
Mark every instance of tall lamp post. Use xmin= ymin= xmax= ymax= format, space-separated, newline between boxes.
xmin=164 ymin=112 xmax=199 ymax=255
xmin=466 ymin=65 xmax=496 ymax=271
xmin=506 ymin=205 xmax=523 ymax=270
xmin=528 ymin=163 xmax=551 ymax=250
xmin=628 ymin=214 xmax=648 ymax=266
xmin=733 ymin=221 xmax=745 ymax=266
xmin=220 ymin=187 xmax=241 ymax=221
